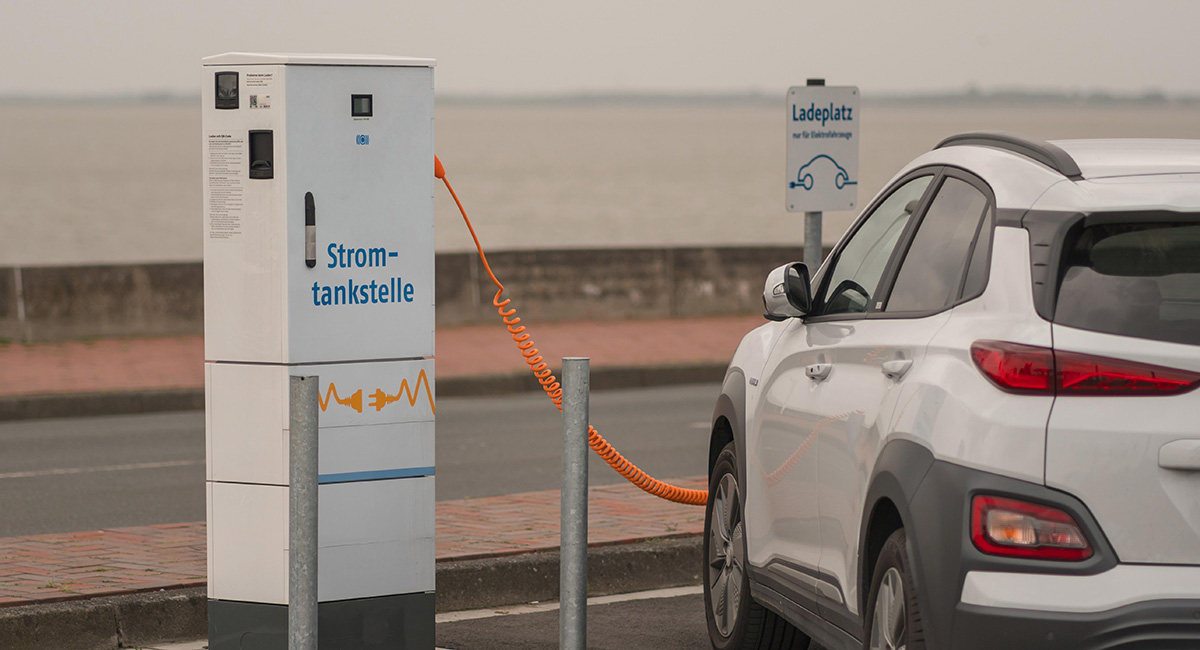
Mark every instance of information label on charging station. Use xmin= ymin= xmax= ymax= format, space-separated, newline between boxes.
xmin=786 ymin=85 xmax=860 ymax=212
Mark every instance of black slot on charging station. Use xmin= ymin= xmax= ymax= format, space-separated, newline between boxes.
xmin=248 ymin=130 xmax=274 ymax=179
xmin=215 ymin=72 xmax=238 ymax=109
xmin=305 ymin=192 xmax=317 ymax=268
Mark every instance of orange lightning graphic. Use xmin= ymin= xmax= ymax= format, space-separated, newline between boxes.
xmin=368 ymin=369 xmax=436 ymax=415
xmin=319 ymin=384 xmax=363 ymax=413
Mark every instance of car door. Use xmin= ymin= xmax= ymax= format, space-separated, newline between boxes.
xmin=746 ymin=171 xmax=937 ymax=611
xmin=813 ymin=171 xmax=996 ymax=632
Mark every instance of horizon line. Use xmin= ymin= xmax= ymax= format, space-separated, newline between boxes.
xmin=2 ymin=87 xmax=1198 ymax=106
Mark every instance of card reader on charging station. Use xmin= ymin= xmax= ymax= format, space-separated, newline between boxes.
xmin=202 ymin=52 xmax=436 ymax=650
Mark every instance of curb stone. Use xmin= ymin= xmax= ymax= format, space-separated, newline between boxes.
xmin=0 ymin=536 xmax=702 ymax=650
xmin=0 ymin=587 xmax=205 ymax=650
xmin=435 ymin=536 xmax=703 ymax=612
xmin=0 ymin=389 xmax=204 ymax=422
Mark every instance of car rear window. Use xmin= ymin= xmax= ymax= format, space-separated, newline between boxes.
xmin=1056 ymin=221 xmax=1200 ymax=346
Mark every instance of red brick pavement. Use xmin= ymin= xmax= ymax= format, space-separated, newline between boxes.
xmin=0 ymin=315 xmax=761 ymax=397
xmin=434 ymin=476 xmax=706 ymax=561
xmin=0 ymin=477 xmax=707 ymax=608
xmin=0 ymin=523 xmax=206 ymax=607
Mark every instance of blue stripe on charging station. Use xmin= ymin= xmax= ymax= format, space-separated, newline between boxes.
xmin=318 ymin=467 xmax=435 ymax=484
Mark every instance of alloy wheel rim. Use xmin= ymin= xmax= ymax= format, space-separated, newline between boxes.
xmin=708 ymin=473 xmax=744 ymax=637
xmin=869 ymin=567 xmax=907 ymax=650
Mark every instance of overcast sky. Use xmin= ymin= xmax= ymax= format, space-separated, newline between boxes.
xmin=4 ymin=0 xmax=1200 ymax=97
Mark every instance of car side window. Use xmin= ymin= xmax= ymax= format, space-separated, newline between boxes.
xmin=885 ymin=177 xmax=990 ymax=313
xmin=817 ymin=175 xmax=933 ymax=316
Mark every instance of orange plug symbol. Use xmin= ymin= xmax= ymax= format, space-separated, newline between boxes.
xmin=368 ymin=388 xmax=393 ymax=412
xmin=367 ymin=369 xmax=436 ymax=415
xmin=319 ymin=384 xmax=363 ymax=413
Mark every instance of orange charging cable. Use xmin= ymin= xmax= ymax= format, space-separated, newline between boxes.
xmin=435 ymin=156 xmax=707 ymax=506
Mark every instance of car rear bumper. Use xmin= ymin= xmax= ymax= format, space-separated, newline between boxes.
xmin=961 ymin=565 xmax=1200 ymax=612
xmin=951 ymin=598 xmax=1200 ymax=649
xmin=904 ymin=457 xmax=1200 ymax=649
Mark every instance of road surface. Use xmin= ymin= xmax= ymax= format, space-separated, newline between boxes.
xmin=0 ymin=383 xmax=718 ymax=536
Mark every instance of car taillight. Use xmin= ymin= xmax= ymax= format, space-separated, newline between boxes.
xmin=970 ymin=341 xmax=1054 ymax=393
xmin=971 ymin=341 xmax=1200 ymax=396
xmin=1055 ymin=349 xmax=1200 ymax=394
xmin=971 ymin=495 xmax=1093 ymax=560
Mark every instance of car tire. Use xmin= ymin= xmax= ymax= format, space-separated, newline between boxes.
xmin=704 ymin=441 xmax=810 ymax=650
xmin=863 ymin=529 xmax=925 ymax=650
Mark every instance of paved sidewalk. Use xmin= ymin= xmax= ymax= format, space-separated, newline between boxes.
xmin=0 ymin=477 xmax=707 ymax=608
xmin=0 ymin=315 xmax=761 ymax=398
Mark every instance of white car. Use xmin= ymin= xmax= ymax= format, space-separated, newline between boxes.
xmin=705 ymin=133 xmax=1200 ymax=650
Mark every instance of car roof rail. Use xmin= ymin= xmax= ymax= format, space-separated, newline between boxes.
xmin=934 ymin=131 xmax=1084 ymax=181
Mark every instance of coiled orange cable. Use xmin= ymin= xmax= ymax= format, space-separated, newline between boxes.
xmin=436 ymin=156 xmax=707 ymax=506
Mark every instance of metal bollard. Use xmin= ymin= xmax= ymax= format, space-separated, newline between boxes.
xmin=289 ymin=375 xmax=319 ymax=650
xmin=560 ymin=358 xmax=589 ymax=650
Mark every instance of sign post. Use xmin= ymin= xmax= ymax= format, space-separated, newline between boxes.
xmin=786 ymin=80 xmax=860 ymax=271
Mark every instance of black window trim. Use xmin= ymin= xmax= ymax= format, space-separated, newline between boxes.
xmin=954 ymin=201 xmax=994 ymax=302
xmin=1027 ymin=209 xmax=1200 ymax=322
xmin=877 ymin=167 xmax=997 ymax=318
xmin=803 ymin=165 xmax=996 ymax=324
xmin=803 ymin=166 xmax=942 ymax=324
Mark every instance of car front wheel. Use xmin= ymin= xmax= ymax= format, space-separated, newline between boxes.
xmin=704 ymin=441 xmax=810 ymax=650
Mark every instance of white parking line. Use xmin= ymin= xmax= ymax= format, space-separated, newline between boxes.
xmin=0 ymin=459 xmax=203 ymax=480
xmin=435 ymin=584 xmax=704 ymax=623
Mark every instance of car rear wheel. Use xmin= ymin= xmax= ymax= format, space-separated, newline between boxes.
xmin=864 ymin=529 xmax=924 ymax=650
xmin=705 ymin=441 xmax=810 ymax=650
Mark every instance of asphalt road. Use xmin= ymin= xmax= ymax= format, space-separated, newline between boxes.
xmin=437 ymin=590 xmax=710 ymax=650
xmin=0 ymin=383 xmax=717 ymax=536
xmin=436 ymin=589 xmax=830 ymax=650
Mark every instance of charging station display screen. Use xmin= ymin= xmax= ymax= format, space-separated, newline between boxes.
xmin=352 ymin=94 xmax=373 ymax=117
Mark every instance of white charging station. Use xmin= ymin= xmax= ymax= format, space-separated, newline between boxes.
xmin=202 ymin=52 xmax=436 ymax=650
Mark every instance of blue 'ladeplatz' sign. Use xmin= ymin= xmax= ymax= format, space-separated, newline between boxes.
xmin=786 ymin=86 xmax=860 ymax=212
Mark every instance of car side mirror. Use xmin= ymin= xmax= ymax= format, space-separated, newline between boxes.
xmin=763 ymin=262 xmax=812 ymax=321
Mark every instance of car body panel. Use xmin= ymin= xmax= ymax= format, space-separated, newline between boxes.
xmin=746 ymin=317 xmax=827 ymax=594
xmin=907 ymin=226 xmax=1053 ymax=483
xmin=725 ymin=319 xmax=789 ymax=436
xmin=1031 ymin=171 xmax=1200 ymax=213
xmin=1051 ymin=139 xmax=1200 ymax=179
xmin=962 ymin=564 xmax=1200 ymax=613
xmin=713 ymin=319 xmax=788 ymax=516
xmin=894 ymin=145 xmax=1066 ymax=210
xmin=1045 ymin=324 xmax=1200 ymax=565
xmin=813 ymin=312 xmax=949 ymax=620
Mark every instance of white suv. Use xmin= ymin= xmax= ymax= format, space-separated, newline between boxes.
xmin=705 ymin=133 xmax=1200 ymax=650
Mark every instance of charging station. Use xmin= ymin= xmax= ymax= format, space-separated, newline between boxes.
xmin=202 ymin=52 xmax=436 ymax=649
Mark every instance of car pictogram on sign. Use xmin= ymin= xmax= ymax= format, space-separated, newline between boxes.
xmin=789 ymin=154 xmax=857 ymax=191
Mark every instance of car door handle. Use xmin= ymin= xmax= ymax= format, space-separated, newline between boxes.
xmin=881 ymin=359 xmax=912 ymax=380
xmin=805 ymin=363 xmax=832 ymax=381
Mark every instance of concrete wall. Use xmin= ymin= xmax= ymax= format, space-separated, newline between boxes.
xmin=2 ymin=246 xmax=817 ymax=342
xmin=0 ymin=267 xmax=17 ymax=342
xmin=434 ymin=246 xmax=816 ymax=326
xmin=2 ymin=263 xmax=204 ymax=343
